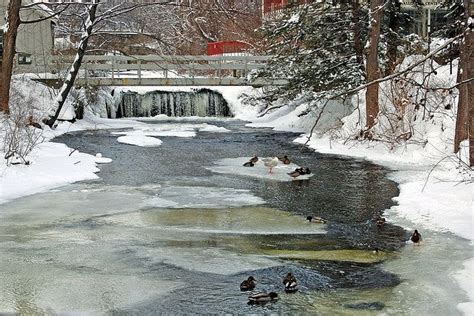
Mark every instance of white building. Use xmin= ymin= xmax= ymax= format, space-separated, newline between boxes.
xmin=0 ymin=0 xmax=57 ymax=70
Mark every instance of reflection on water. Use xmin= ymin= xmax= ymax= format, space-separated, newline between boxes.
xmin=0 ymin=120 xmax=470 ymax=314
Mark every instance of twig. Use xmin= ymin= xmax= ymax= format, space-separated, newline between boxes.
xmin=421 ymin=156 xmax=451 ymax=192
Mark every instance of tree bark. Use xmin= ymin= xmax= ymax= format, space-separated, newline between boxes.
xmin=364 ymin=0 xmax=384 ymax=133
xmin=466 ymin=4 xmax=474 ymax=166
xmin=45 ymin=3 xmax=98 ymax=128
xmin=0 ymin=0 xmax=22 ymax=114
xmin=454 ymin=0 xmax=472 ymax=161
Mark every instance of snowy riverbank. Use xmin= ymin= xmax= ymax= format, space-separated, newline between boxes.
xmin=249 ymin=96 xmax=473 ymax=315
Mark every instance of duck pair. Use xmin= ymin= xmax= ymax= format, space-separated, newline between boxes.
xmin=242 ymin=272 xmax=298 ymax=305
xmin=243 ymin=156 xmax=259 ymax=167
xmin=288 ymin=167 xmax=311 ymax=179
xmin=241 ymin=276 xmax=278 ymax=304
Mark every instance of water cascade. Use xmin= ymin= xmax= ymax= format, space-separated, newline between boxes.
xmin=113 ymin=89 xmax=232 ymax=118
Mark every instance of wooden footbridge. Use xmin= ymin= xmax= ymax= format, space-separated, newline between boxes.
xmin=17 ymin=55 xmax=288 ymax=87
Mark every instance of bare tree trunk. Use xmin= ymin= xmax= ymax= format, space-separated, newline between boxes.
xmin=351 ymin=0 xmax=365 ymax=75
xmin=466 ymin=3 xmax=474 ymax=166
xmin=364 ymin=0 xmax=384 ymax=135
xmin=454 ymin=0 xmax=472 ymax=160
xmin=0 ymin=0 xmax=22 ymax=114
xmin=45 ymin=3 xmax=98 ymax=128
xmin=454 ymin=44 xmax=469 ymax=153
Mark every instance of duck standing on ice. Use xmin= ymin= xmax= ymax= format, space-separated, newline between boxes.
xmin=262 ymin=157 xmax=279 ymax=174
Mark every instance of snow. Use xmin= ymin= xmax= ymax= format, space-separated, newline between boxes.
xmin=0 ymin=142 xmax=108 ymax=205
xmin=117 ymin=135 xmax=163 ymax=147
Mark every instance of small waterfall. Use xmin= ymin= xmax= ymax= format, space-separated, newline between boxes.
xmin=113 ymin=89 xmax=232 ymax=118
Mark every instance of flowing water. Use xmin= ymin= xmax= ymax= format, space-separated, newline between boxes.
xmin=113 ymin=89 xmax=231 ymax=118
xmin=0 ymin=119 xmax=471 ymax=314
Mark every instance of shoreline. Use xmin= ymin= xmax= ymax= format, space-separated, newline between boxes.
xmin=292 ymin=134 xmax=473 ymax=315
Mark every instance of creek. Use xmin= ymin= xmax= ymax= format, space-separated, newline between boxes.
xmin=0 ymin=119 xmax=470 ymax=314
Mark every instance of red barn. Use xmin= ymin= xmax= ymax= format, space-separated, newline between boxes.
xmin=207 ymin=41 xmax=249 ymax=56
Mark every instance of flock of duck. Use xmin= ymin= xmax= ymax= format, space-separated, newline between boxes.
xmin=237 ymin=229 xmax=422 ymax=306
xmin=242 ymin=156 xmax=312 ymax=179
xmin=239 ymin=272 xmax=299 ymax=304
xmin=237 ymin=156 xmax=422 ymax=306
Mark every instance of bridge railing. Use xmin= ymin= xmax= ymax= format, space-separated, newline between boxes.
xmin=15 ymin=54 xmax=286 ymax=87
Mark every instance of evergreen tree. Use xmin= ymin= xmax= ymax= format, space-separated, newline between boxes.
xmin=259 ymin=2 xmax=368 ymax=101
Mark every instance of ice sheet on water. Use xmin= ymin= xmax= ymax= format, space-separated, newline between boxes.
xmin=140 ymin=246 xmax=280 ymax=275
xmin=108 ymin=206 xmax=326 ymax=235
xmin=207 ymin=157 xmax=313 ymax=182
xmin=0 ymin=241 xmax=184 ymax=314
xmin=117 ymin=135 xmax=163 ymax=147
xmin=111 ymin=122 xmax=229 ymax=141
xmin=112 ymin=129 xmax=196 ymax=138
xmin=141 ymin=186 xmax=265 ymax=209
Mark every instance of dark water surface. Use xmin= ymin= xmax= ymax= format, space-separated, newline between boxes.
xmin=47 ymin=119 xmax=406 ymax=314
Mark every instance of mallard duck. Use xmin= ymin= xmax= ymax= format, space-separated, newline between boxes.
xmin=288 ymin=167 xmax=311 ymax=179
xmin=375 ymin=217 xmax=386 ymax=228
xmin=279 ymin=155 xmax=291 ymax=164
xmin=248 ymin=292 xmax=278 ymax=304
xmin=240 ymin=276 xmax=256 ymax=291
xmin=243 ymin=161 xmax=255 ymax=167
xmin=250 ymin=156 xmax=259 ymax=164
xmin=262 ymin=157 xmax=279 ymax=174
xmin=410 ymin=229 xmax=422 ymax=245
xmin=306 ymin=215 xmax=326 ymax=224
xmin=288 ymin=170 xmax=303 ymax=179
xmin=282 ymin=273 xmax=298 ymax=293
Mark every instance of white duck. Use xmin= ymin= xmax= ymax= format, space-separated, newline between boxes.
xmin=262 ymin=157 xmax=279 ymax=174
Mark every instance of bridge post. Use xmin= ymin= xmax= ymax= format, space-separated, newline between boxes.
xmin=138 ymin=59 xmax=142 ymax=83
xmin=111 ymin=57 xmax=115 ymax=80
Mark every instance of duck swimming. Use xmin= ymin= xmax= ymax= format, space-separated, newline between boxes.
xmin=262 ymin=157 xmax=279 ymax=173
xmin=282 ymin=272 xmax=298 ymax=293
xmin=410 ymin=229 xmax=422 ymax=245
xmin=248 ymin=292 xmax=278 ymax=304
xmin=240 ymin=276 xmax=256 ymax=291
xmin=306 ymin=215 xmax=326 ymax=224
xmin=250 ymin=156 xmax=259 ymax=163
